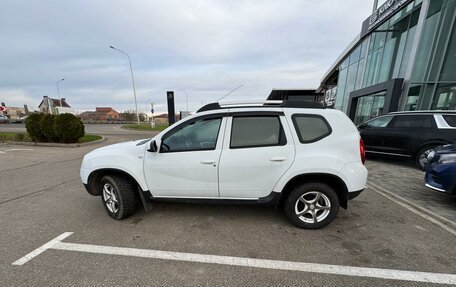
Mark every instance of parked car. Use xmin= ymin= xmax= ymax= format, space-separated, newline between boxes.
xmin=424 ymin=144 xmax=456 ymax=195
xmin=358 ymin=111 xmax=456 ymax=169
xmin=80 ymin=101 xmax=368 ymax=229
xmin=8 ymin=116 xmax=28 ymax=123
xmin=0 ymin=115 xmax=8 ymax=124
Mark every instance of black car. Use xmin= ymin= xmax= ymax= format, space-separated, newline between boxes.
xmin=358 ymin=111 xmax=456 ymax=169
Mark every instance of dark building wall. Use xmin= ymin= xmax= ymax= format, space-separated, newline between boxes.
xmin=267 ymin=90 xmax=324 ymax=103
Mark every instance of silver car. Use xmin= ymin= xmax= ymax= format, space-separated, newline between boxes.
xmin=0 ymin=115 xmax=8 ymax=123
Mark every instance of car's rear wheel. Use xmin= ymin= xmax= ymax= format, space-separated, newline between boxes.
xmin=100 ymin=175 xmax=139 ymax=220
xmin=415 ymin=146 xmax=436 ymax=170
xmin=284 ymin=183 xmax=339 ymax=229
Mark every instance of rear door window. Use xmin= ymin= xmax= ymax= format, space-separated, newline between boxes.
xmin=292 ymin=115 xmax=332 ymax=143
xmin=391 ymin=115 xmax=436 ymax=128
xmin=230 ymin=116 xmax=286 ymax=148
xmin=443 ymin=115 xmax=456 ymax=127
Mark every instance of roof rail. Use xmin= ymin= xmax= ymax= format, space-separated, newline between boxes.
xmin=388 ymin=110 xmax=456 ymax=114
xmin=197 ymin=100 xmax=325 ymax=113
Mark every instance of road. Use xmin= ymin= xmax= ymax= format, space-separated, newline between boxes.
xmin=0 ymin=125 xmax=455 ymax=286
xmin=0 ymin=123 xmax=152 ymax=136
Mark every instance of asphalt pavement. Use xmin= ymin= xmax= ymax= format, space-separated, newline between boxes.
xmin=0 ymin=124 xmax=455 ymax=286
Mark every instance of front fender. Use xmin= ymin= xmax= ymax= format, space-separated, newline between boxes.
xmin=80 ymin=143 xmax=148 ymax=191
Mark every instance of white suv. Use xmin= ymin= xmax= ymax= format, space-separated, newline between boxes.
xmin=80 ymin=101 xmax=367 ymax=229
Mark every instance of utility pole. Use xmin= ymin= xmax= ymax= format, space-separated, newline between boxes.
xmin=56 ymin=78 xmax=65 ymax=114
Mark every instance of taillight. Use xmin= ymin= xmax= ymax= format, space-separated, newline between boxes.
xmin=360 ymin=138 xmax=366 ymax=164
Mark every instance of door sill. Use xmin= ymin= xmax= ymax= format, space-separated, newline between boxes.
xmin=149 ymin=192 xmax=281 ymax=206
xmin=366 ymin=150 xmax=410 ymax=157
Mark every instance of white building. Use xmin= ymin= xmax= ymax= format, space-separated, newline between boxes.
xmin=38 ymin=96 xmax=75 ymax=115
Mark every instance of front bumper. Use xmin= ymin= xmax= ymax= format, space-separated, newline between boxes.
xmin=424 ymin=165 xmax=456 ymax=194
xmin=424 ymin=171 xmax=452 ymax=194
xmin=83 ymin=183 xmax=90 ymax=193
xmin=80 ymin=167 xmax=90 ymax=185
xmin=424 ymin=183 xmax=447 ymax=193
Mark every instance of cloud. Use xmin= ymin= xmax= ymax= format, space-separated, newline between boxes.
xmin=0 ymin=89 xmax=38 ymax=110
xmin=0 ymin=0 xmax=373 ymax=113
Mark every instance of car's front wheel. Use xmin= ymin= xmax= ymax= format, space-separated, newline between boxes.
xmin=415 ymin=146 xmax=436 ymax=170
xmin=284 ymin=183 xmax=339 ymax=229
xmin=100 ymin=175 xmax=139 ymax=220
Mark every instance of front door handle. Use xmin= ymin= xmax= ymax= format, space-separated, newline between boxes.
xmin=200 ymin=160 xmax=216 ymax=164
xmin=269 ymin=157 xmax=287 ymax=162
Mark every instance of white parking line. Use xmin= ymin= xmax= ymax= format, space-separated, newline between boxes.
xmin=367 ymin=182 xmax=456 ymax=236
xmin=12 ymin=232 xmax=456 ymax=285
xmin=6 ymin=148 xmax=34 ymax=152
xmin=12 ymin=232 xmax=73 ymax=265
xmin=0 ymin=148 xmax=34 ymax=154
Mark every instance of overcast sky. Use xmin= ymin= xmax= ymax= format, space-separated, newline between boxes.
xmin=0 ymin=0 xmax=373 ymax=114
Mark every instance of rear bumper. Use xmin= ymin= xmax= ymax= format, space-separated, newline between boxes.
xmin=341 ymin=162 xmax=368 ymax=192
xmin=348 ymin=189 xmax=364 ymax=200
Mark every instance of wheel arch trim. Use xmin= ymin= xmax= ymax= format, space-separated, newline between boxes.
xmin=415 ymin=140 xmax=451 ymax=156
xmin=86 ymin=168 xmax=147 ymax=196
xmin=278 ymin=172 xmax=350 ymax=209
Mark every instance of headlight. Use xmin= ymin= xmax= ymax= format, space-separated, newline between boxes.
xmin=438 ymin=154 xmax=456 ymax=164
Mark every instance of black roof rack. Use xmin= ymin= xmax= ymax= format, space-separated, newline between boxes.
xmin=388 ymin=110 xmax=456 ymax=114
xmin=197 ymin=100 xmax=325 ymax=113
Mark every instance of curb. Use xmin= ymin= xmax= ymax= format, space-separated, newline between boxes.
xmin=1 ymin=136 xmax=106 ymax=148
xmin=367 ymin=180 xmax=456 ymax=236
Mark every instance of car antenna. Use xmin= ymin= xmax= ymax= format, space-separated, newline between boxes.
xmin=217 ymin=84 xmax=244 ymax=102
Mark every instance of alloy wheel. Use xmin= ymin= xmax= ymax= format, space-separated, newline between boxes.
xmin=294 ymin=191 xmax=331 ymax=223
xmin=419 ymin=148 xmax=434 ymax=168
xmin=102 ymin=183 xmax=119 ymax=214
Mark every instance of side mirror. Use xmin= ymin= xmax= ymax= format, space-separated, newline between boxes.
xmin=147 ymin=140 xmax=158 ymax=152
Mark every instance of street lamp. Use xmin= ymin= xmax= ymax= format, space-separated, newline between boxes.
xmin=109 ymin=45 xmax=139 ymax=125
xmin=56 ymin=78 xmax=65 ymax=113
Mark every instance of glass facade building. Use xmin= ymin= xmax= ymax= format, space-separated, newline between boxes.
xmin=319 ymin=0 xmax=456 ymax=125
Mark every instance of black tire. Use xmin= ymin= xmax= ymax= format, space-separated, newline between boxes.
xmin=415 ymin=145 xmax=436 ymax=170
xmin=284 ymin=182 xmax=339 ymax=229
xmin=100 ymin=175 xmax=139 ymax=220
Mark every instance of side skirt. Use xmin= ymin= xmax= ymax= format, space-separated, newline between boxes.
xmin=139 ymin=190 xmax=281 ymax=207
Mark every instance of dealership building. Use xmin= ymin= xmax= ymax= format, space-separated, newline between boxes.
xmin=318 ymin=0 xmax=456 ymax=124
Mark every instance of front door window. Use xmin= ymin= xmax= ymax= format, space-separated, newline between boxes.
xmin=160 ymin=117 xmax=222 ymax=152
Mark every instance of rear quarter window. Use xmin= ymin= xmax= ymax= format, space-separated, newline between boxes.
xmin=292 ymin=114 xmax=332 ymax=143
xmin=443 ymin=115 xmax=456 ymax=127
xmin=391 ymin=115 xmax=436 ymax=128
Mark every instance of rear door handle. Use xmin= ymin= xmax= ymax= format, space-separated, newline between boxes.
xmin=200 ymin=160 xmax=216 ymax=164
xmin=269 ymin=157 xmax=287 ymax=162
